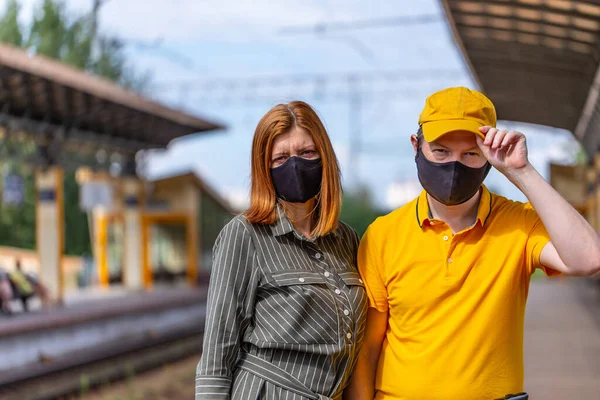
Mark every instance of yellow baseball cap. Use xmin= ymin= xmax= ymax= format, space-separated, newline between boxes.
xmin=418 ymin=86 xmax=496 ymax=142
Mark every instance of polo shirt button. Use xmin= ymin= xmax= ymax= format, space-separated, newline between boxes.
xmin=315 ymin=253 xmax=322 ymax=260
xmin=334 ymin=289 xmax=341 ymax=295
xmin=443 ymin=236 xmax=449 ymax=241
xmin=346 ymin=333 xmax=352 ymax=339
xmin=324 ymin=271 xmax=330 ymax=278
xmin=299 ymin=278 xmax=305 ymax=283
xmin=447 ymin=258 xmax=452 ymax=263
xmin=344 ymin=309 xmax=350 ymax=316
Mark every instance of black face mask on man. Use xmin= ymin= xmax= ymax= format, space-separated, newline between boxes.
xmin=270 ymin=157 xmax=323 ymax=203
xmin=415 ymin=148 xmax=491 ymax=206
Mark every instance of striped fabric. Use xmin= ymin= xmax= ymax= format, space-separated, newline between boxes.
xmin=196 ymin=206 xmax=367 ymax=399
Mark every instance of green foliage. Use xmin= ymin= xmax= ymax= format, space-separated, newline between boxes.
xmin=340 ymin=186 xmax=387 ymax=239
xmin=0 ymin=171 xmax=36 ymax=250
xmin=2 ymin=0 xmax=148 ymax=88
xmin=63 ymin=170 xmax=90 ymax=255
xmin=62 ymin=15 xmax=93 ymax=69
xmin=576 ymin=149 xmax=587 ymax=165
xmin=28 ymin=0 xmax=67 ymax=59
xmin=0 ymin=141 xmax=37 ymax=250
xmin=0 ymin=0 xmax=24 ymax=46
xmin=79 ymin=373 xmax=90 ymax=397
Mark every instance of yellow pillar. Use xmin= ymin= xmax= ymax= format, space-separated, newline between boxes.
xmin=123 ymin=177 xmax=144 ymax=290
xmin=35 ymin=166 xmax=64 ymax=302
xmin=82 ymin=170 xmax=114 ymax=288
xmin=94 ymin=211 xmax=109 ymax=286
xmin=187 ymin=213 xmax=198 ymax=285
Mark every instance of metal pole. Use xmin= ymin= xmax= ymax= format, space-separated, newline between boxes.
xmin=348 ymin=75 xmax=361 ymax=187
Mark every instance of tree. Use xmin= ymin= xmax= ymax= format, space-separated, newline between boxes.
xmin=0 ymin=0 xmax=23 ymax=46
xmin=29 ymin=0 xmax=149 ymax=89
xmin=340 ymin=185 xmax=386 ymax=239
xmin=0 ymin=0 xmax=150 ymax=255
xmin=27 ymin=0 xmax=67 ymax=59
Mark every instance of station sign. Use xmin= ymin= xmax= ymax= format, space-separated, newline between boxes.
xmin=80 ymin=181 xmax=114 ymax=212
xmin=3 ymin=171 xmax=24 ymax=205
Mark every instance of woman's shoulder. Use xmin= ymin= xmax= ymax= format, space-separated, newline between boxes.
xmin=219 ymin=213 xmax=272 ymax=238
xmin=218 ymin=214 xmax=253 ymax=238
xmin=335 ymin=220 xmax=360 ymax=243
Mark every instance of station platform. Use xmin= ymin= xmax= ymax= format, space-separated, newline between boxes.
xmin=2 ymin=276 xmax=599 ymax=399
xmin=524 ymin=277 xmax=600 ymax=398
xmin=0 ymin=284 xmax=207 ymax=381
xmin=0 ymin=283 xmax=207 ymax=334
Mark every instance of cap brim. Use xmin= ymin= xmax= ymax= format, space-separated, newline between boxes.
xmin=421 ymin=119 xmax=485 ymax=142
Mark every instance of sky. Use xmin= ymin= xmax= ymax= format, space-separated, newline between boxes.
xmin=1 ymin=0 xmax=583 ymax=210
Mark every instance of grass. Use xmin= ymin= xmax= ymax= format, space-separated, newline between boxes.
xmin=83 ymin=355 xmax=199 ymax=400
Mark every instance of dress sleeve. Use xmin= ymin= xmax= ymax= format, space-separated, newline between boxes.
xmin=196 ymin=218 xmax=258 ymax=399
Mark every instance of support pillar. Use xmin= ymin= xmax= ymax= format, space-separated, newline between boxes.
xmin=187 ymin=210 xmax=199 ymax=286
xmin=94 ymin=209 xmax=109 ymax=287
xmin=79 ymin=169 xmax=114 ymax=288
xmin=35 ymin=166 xmax=64 ymax=303
xmin=122 ymin=160 xmax=144 ymax=290
xmin=588 ymin=163 xmax=597 ymax=232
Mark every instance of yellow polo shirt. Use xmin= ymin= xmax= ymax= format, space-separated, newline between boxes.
xmin=358 ymin=186 xmax=557 ymax=400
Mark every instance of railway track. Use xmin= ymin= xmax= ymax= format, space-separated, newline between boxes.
xmin=0 ymin=322 xmax=203 ymax=400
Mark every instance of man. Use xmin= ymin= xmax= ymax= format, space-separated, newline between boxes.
xmin=10 ymin=259 xmax=52 ymax=311
xmin=344 ymin=87 xmax=600 ymax=400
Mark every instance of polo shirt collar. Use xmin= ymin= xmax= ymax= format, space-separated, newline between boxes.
xmin=416 ymin=185 xmax=493 ymax=228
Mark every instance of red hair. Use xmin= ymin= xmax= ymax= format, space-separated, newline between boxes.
xmin=245 ymin=101 xmax=342 ymax=236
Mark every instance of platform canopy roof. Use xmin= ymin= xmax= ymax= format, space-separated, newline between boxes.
xmin=0 ymin=44 xmax=224 ymax=155
xmin=441 ymin=0 xmax=600 ymax=158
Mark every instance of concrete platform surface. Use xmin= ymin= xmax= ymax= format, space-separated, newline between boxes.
xmin=524 ymin=278 xmax=600 ymax=399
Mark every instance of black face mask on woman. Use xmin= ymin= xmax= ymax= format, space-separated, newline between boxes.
xmin=415 ymin=148 xmax=491 ymax=206
xmin=270 ymin=157 xmax=323 ymax=203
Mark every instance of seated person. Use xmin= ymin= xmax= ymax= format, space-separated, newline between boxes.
xmin=0 ymin=267 xmax=14 ymax=314
xmin=10 ymin=259 xmax=52 ymax=311
xmin=9 ymin=260 xmax=35 ymax=311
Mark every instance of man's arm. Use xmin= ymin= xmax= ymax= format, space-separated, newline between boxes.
xmin=478 ymin=127 xmax=600 ymax=276
xmin=344 ymin=308 xmax=388 ymax=400
xmin=509 ymin=165 xmax=600 ymax=276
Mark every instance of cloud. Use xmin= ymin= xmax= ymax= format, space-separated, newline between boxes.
xmin=0 ymin=0 xmax=328 ymax=42
xmin=99 ymin=0 xmax=329 ymax=42
xmin=528 ymin=141 xmax=580 ymax=171
xmin=386 ymin=179 xmax=421 ymax=210
xmin=223 ymin=186 xmax=249 ymax=211
xmin=331 ymin=140 xmax=351 ymax=178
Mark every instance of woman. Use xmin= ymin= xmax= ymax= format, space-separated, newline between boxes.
xmin=195 ymin=101 xmax=367 ymax=399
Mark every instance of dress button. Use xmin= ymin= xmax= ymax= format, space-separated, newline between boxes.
xmin=334 ymin=289 xmax=341 ymax=295
xmin=315 ymin=253 xmax=322 ymax=260
xmin=447 ymin=258 xmax=452 ymax=263
xmin=443 ymin=236 xmax=449 ymax=241
xmin=344 ymin=309 xmax=350 ymax=316
xmin=346 ymin=333 xmax=352 ymax=339
xmin=324 ymin=271 xmax=330 ymax=278
xmin=299 ymin=277 xmax=305 ymax=283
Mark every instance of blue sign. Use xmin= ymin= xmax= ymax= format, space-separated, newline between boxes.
xmin=3 ymin=172 xmax=23 ymax=205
